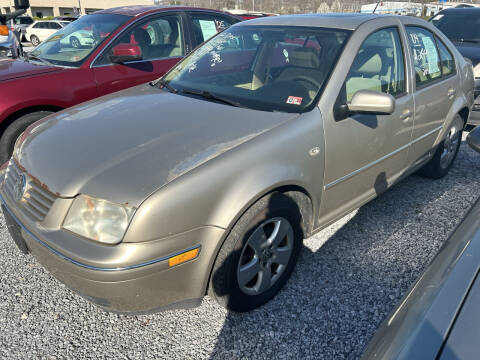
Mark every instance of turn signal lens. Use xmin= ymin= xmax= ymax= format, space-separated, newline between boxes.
xmin=168 ymin=248 xmax=199 ymax=267
xmin=0 ymin=25 xmax=8 ymax=36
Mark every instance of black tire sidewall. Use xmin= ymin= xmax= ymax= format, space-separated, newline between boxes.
xmin=210 ymin=193 xmax=303 ymax=312
xmin=418 ymin=115 xmax=463 ymax=179
xmin=0 ymin=111 xmax=53 ymax=164
xmin=31 ymin=35 xmax=39 ymax=46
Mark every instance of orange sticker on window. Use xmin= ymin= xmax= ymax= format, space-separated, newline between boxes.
xmin=286 ymin=96 xmax=302 ymax=105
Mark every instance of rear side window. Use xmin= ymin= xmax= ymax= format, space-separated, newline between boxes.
xmin=33 ymin=23 xmax=43 ymax=29
xmin=190 ymin=13 xmax=236 ymax=45
xmin=344 ymin=27 xmax=406 ymax=102
xmin=406 ymin=26 xmax=442 ymax=87
xmin=436 ymin=37 xmax=456 ymax=76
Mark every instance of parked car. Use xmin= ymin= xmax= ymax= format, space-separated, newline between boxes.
xmin=0 ymin=24 xmax=22 ymax=58
xmin=362 ymin=126 xmax=480 ymax=359
xmin=6 ymin=15 xmax=33 ymax=41
xmin=430 ymin=8 xmax=480 ymax=125
xmin=24 ymin=20 xmax=70 ymax=46
xmin=0 ymin=14 xmax=474 ymax=314
xmin=0 ymin=6 xmax=240 ymax=163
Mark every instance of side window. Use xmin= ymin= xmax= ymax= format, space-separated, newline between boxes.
xmin=344 ymin=27 xmax=405 ymax=102
xmin=95 ymin=14 xmax=184 ymax=65
xmin=33 ymin=23 xmax=42 ymax=29
xmin=406 ymin=26 xmax=442 ymax=87
xmin=50 ymin=22 xmax=62 ymax=30
xmin=436 ymin=36 xmax=456 ymax=76
xmin=190 ymin=13 xmax=235 ymax=45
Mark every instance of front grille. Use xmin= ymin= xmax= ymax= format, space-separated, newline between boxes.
xmin=3 ymin=159 xmax=57 ymax=222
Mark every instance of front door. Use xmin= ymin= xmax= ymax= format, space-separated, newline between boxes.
xmin=404 ymin=26 xmax=459 ymax=165
xmin=92 ymin=13 xmax=186 ymax=96
xmin=319 ymin=25 xmax=414 ymax=225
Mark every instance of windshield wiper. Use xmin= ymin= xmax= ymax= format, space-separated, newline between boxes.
xmin=181 ymin=88 xmax=243 ymax=108
xmin=154 ymin=79 xmax=178 ymax=93
xmin=25 ymin=53 xmax=53 ymax=66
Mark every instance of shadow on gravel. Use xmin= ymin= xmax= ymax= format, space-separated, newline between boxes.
xmin=209 ymin=139 xmax=479 ymax=360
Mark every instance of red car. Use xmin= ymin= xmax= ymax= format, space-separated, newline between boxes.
xmin=0 ymin=6 xmax=240 ymax=162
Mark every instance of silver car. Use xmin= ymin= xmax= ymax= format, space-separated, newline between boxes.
xmin=1 ymin=14 xmax=474 ymax=313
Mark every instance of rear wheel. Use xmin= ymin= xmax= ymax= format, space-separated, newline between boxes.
xmin=0 ymin=111 xmax=54 ymax=164
xmin=418 ymin=115 xmax=463 ymax=179
xmin=209 ymin=192 xmax=304 ymax=312
xmin=70 ymin=36 xmax=80 ymax=48
xmin=30 ymin=35 xmax=40 ymax=47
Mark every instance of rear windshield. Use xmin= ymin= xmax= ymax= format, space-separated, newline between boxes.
xmin=430 ymin=13 xmax=480 ymax=43
xmin=15 ymin=17 xmax=33 ymax=25
xmin=163 ymin=25 xmax=351 ymax=113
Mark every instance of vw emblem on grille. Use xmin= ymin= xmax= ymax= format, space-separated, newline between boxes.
xmin=13 ymin=174 xmax=26 ymax=202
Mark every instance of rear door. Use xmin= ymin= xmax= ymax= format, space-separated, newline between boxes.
xmin=92 ymin=12 xmax=186 ymax=96
xmin=319 ymin=22 xmax=414 ymax=225
xmin=404 ymin=25 xmax=459 ymax=165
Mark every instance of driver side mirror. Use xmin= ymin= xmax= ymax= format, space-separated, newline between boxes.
xmin=334 ymin=90 xmax=396 ymax=121
xmin=348 ymin=90 xmax=396 ymax=115
xmin=467 ymin=126 xmax=480 ymax=153
xmin=14 ymin=0 xmax=30 ymax=10
xmin=109 ymin=44 xmax=142 ymax=64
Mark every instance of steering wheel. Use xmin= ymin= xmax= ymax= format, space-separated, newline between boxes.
xmin=292 ymin=76 xmax=322 ymax=89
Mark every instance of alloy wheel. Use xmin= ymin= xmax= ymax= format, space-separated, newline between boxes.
xmin=440 ymin=120 xmax=462 ymax=169
xmin=237 ymin=217 xmax=294 ymax=295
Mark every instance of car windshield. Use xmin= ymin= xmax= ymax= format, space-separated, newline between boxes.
xmin=162 ymin=25 xmax=350 ymax=113
xmin=28 ymin=13 xmax=130 ymax=67
xmin=430 ymin=13 xmax=480 ymax=43
xmin=14 ymin=17 xmax=33 ymax=25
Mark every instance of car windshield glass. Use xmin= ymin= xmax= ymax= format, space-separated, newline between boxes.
xmin=430 ymin=13 xmax=480 ymax=42
xmin=28 ymin=13 xmax=130 ymax=67
xmin=162 ymin=25 xmax=350 ymax=113
xmin=15 ymin=17 xmax=33 ymax=25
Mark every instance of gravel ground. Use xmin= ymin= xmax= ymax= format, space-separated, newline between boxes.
xmin=0 ymin=134 xmax=479 ymax=360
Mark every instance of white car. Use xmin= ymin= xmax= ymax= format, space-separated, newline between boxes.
xmin=25 ymin=20 xmax=69 ymax=46
xmin=59 ymin=29 xmax=94 ymax=48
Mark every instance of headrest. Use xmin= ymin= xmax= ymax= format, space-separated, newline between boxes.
xmin=289 ymin=47 xmax=320 ymax=68
xmin=134 ymin=28 xmax=151 ymax=46
xmin=351 ymin=48 xmax=383 ymax=75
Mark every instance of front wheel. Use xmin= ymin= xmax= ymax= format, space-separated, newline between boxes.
xmin=0 ymin=111 xmax=54 ymax=164
xmin=418 ymin=115 xmax=464 ymax=179
xmin=70 ymin=36 xmax=80 ymax=48
xmin=30 ymin=35 xmax=40 ymax=47
xmin=209 ymin=192 xmax=304 ymax=312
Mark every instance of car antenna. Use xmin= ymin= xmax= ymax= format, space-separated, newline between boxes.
xmin=372 ymin=0 xmax=381 ymax=14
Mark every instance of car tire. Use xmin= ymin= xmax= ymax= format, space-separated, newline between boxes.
xmin=209 ymin=192 xmax=304 ymax=312
xmin=417 ymin=115 xmax=464 ymax=179
xmin=0 ymin=111 xmax=53 ymax=164
xmin=30 ymin=35 xmax=40 ymax=47
xmin=70 ymin=36 xmax=80 ymax=48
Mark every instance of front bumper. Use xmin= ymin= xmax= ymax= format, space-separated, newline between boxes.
xmin=1 ymin=192 xmax=225 ymax=313
xmin=0 ymin=41 xmax=14 ymax=57
xmin=468 ymin=82 xmax=480 ymax=126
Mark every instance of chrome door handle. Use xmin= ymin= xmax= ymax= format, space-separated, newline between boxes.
xmin=448 ymin=89 xmax=456 ymax=99
xmin=400 ymin=109 xmax=412 ymax=120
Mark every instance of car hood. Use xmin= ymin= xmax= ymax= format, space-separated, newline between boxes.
xmin=16 ymin=84 xmax=299 ymax=206
xmin=0 ymin=58 xmax=61 ymax=82
xmin=452 ymin=41 xmax=480 ymax=66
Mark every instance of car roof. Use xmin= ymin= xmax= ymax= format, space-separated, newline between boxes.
xmin=238 ymin=13 xmax=392 ymax=30
xmin=439 ymin=7 xmax=480 ymax=14
xmin=96 ymin=5 xmax=233 ymax=18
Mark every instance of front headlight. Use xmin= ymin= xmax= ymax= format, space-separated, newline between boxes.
xmin=63 ymin=195 xmax=135 ymax=244
xmin=475 ymin=63 xmax=480 ymax=79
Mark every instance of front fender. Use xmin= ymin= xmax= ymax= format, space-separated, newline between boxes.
xmin=123 ymin=108 xmax=325 ymax=243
